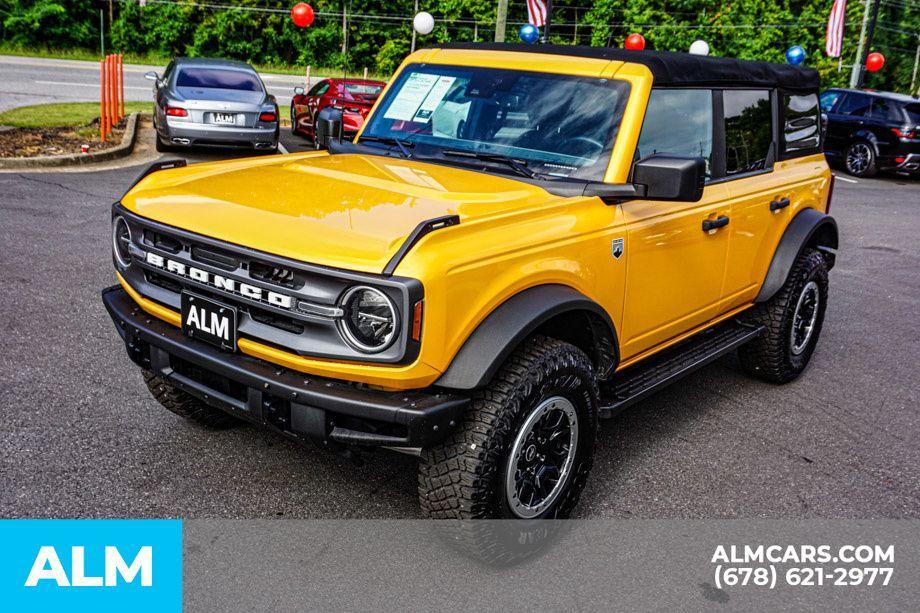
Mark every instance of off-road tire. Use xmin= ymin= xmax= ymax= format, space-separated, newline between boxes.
xmin=418 ymin=336 xmax=599 ymax=520
xmin=142 ymin=370 xmax=239 ymax=429
xmin=739 ymin=248 xmax=829 ymax=383
xmin=844 ymin=140 xmax=878 ymax=177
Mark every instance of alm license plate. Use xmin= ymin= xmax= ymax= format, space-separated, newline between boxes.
xmin=211 ymin=112 xmax=236 ymax=125
xmin=181 ymin=292 xmax=237 ymax=351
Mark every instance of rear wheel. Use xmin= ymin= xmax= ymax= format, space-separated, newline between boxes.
xmin=290 ymin=106 xmax=298 ymax=135
xmin=739 ymin=249 xmax=829 ymax=383
xmin=844 ymin=140 xmax=877 ymax=177
xmin=142 ymin=370 xmax=239 ymax=429
xmin=418 ymin=336 xmax=598 ymax=519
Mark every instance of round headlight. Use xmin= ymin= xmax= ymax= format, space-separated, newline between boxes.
xmin=112 ymin=215 xmax=132 ymax=268
xmin=338 ymin=286 xmax=398 ymax=353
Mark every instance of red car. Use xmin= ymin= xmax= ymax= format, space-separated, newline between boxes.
xmin=291 ymin=78 xmax=386 ymax=147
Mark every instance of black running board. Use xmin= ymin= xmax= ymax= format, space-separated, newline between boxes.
xmin=599 ymin=320 xmax=765 ymax=418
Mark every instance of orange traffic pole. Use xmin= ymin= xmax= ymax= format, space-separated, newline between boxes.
xmin=108 ymin=55 xmax=117 ymax=127
xmin=100 ymin=59 xmax=107 ymax=142
xmin=118 ymin=54 xmax=125 ymax=120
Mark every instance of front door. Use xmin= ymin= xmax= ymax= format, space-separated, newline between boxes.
xmin=620 ymin=184 xmax=732 ymax=359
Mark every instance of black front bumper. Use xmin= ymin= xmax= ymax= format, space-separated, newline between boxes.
xmin=102 ymin=285 xmax=467 ymax=448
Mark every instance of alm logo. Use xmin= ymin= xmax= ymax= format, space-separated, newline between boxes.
xmin=25 ymin=546 xmax=153 ymax=587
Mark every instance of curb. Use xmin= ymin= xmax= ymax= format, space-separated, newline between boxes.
xmin=0 ymin=112 xmax=143 ymax=170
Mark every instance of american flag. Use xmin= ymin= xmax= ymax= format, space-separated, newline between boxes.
xmin=526 ymin=0 xmax=548 ymax=28
xmin=825 ymin=0 xmax=847 ymax=58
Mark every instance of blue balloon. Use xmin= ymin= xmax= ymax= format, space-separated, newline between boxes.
xmin=519 ymin=23 xmax=540 ymax=44
xmin=786 ymin=45 xmax=806 ymax=65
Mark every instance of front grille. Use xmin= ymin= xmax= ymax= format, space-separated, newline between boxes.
xmin=248 ymin=305 xmax=305 ymax=334
xmin=191 ymin=245 xmax=240 ymax=271
xmin=249 ymin=260 xmax=303 ymax=289
xmin=143 ymin=229 xmax=181 ymax=253
xmin=146 ymin=270 xmax=182 ymax=293
xmin=119 ymin=205 xmax=416 ymax=364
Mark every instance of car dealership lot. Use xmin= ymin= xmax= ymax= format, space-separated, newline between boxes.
xmin=0 ymin=161 xmax=918 ymax=519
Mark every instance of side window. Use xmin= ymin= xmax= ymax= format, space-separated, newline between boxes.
xmin=835 ymin=93 xmax=871 ymax=117
xmin=723 ymin=90 xmax=773 ymax=175
xmin=783 ymin=93 xmax=820 ymax=154
xmin=869 ymin=98 xmax=899 ymax=122
xmin=309 ymin=81 xmax=329 ymax=96
xmin=636 ymin=89 xmax=713 ymax=179
xmin=819 ymin=91 xmax=840 ymax=112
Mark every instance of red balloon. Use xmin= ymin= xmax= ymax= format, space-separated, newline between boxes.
xmin=625 ymin=33 xmax=646 ymax=51
xmin=290 ymin=3 xmax=314 ymax=28
xmin=866 ymin=51 xmax=885 ymax=73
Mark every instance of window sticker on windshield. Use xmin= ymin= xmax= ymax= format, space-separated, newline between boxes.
xmin=413 ymin=76 xmax=457 ymax=123
xmin=383 ymin=73 xmax=440 ymax=121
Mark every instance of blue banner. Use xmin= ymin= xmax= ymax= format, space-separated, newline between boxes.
xmin=0 ymin=520 xmax=182 ymax=613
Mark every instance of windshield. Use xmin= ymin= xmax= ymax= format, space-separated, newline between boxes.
xmin=176 ymin=68 xmax=263 ymax=92
xmin=345 ymin=83 xmax=384 ymax=96
xmin=360 ymin=64 xmax=630 ymax=181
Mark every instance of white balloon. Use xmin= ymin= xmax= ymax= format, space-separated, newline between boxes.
xmin=689 ymin=40 xmax=710 ymax=56
xmin=413 ymin=11 xmax=435 ymax=35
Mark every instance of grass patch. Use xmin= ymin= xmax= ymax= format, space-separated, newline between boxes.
xmin=0 ymin=101 xmax=151 ymax=128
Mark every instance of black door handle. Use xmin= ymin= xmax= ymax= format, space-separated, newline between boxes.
xmin=702 ymin=216 xmax=730 ymax=232
xmin=770 ymin=197 xmax=791 ymax=211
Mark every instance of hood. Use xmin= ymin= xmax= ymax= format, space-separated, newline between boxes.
xmin=122 ymin=153 xmax=564 ymax=273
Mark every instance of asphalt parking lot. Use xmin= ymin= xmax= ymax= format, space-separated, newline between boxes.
xmin=1 ymin=149 xmax=918 ymax=519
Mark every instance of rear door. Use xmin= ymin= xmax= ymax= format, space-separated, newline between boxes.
xmin=866 ymin=97 xmax=903 ymax=162
xmin=718 ymin=90 xmax=824 ymax=310
xmin=619 ymin=88 xmax=732 ymax=359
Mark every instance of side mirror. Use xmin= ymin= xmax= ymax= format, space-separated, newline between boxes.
xmin=632 ymin=154 xmax=706 ymax=202
xmin=294 ymin=86 xmax=305 ymax=96
xmin=144 ymin=71 xmax=159 ymax=82
xmin=315 ymin=106 xmax=343 ymax=149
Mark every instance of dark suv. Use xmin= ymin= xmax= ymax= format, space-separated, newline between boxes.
xmin=820 ymin=88 xmax=920 ymax=177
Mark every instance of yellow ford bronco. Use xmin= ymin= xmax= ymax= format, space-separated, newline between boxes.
xmin=103 ymin=43 xmax=837 ymax=519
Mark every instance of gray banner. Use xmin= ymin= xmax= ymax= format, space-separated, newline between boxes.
xmin=184 ymin=520 xmax=918 ymax=612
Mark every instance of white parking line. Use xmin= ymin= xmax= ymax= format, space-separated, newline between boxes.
xmin=833 ymin=174 xmax=859 ymax=184
xmin=277 ymin=142 xmax=289 ymax=154
xmin=35 ymin=80 xmax=150 ymax=91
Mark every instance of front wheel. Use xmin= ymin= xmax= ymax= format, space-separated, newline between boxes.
xmin=739 ymin=248 xmax=829 ymax=383
xmin=418 ymin=336 xmax=598 ymax=519
xmin=142 ymin=370 xmax=240 ymax=429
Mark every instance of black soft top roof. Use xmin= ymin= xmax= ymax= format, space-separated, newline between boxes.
xmin=433 ymin=43 xmax=819 ymax=91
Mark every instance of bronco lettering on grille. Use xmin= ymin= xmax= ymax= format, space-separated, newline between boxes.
xmin=146 ymin=251 xmax=293 ymax=309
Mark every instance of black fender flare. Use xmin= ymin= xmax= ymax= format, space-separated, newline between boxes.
xmin=435 ymin=284 xmax=618 ymax=391
xmin=755 ymin=208 xmax=838 ymax=303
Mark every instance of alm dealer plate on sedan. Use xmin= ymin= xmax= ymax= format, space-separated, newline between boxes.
xmin=211 ymin=112 xmax=236 ymax=125
xmin=181 ymin=291 xmax=237 ymax=351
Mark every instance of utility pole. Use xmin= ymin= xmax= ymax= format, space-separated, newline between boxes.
xmin=410 ymin=0 xmax=419 ymax=53
xmin=495 ymin=0 xmax=508 ymax=42
xmin=911 ymin=41 xmax=920 ymax=95
xmin=851 ymin=0 xmax=883 ymax=89
xmin=99 ymin=9 xmax=105 ymax=56
xmin=849 ymin=0 xmax=872 ymax=88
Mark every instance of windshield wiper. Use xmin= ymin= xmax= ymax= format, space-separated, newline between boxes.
xmin=358 ymin=135 xmax=414 ymax=158
xmin=440 ymin=149 xmax=538 ymax=179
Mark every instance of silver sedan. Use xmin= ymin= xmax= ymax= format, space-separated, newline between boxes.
xmin=146 ymin=58 xmax=279 ymax=153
